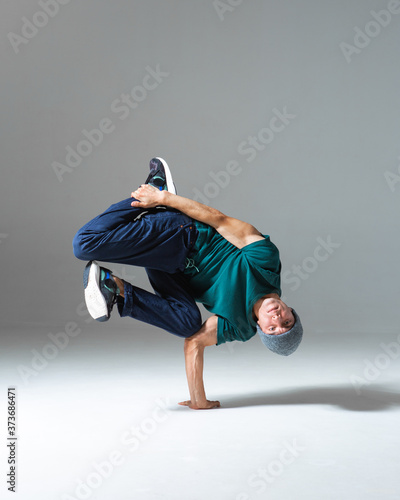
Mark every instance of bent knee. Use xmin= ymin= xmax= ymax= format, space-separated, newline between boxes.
xmin=179 ymin=312 xmax=202 ymax=338
xmin=72 ymin=231 xmax=94 ymax=261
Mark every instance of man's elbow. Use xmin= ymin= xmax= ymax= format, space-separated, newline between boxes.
xmin=184 ymin=336 xmax=203 ymax=356
xmin=213 ymin=212 xmax=228 ymax=230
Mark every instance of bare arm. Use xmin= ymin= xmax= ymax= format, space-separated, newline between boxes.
xmin=178 ymin=315 xmax=220 ymax=410
xmin=131 ymin=184 xmax=264 ymax=249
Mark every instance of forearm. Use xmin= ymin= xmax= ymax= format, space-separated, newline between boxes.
xmin=160 ymin=191 xmax=225 ymax=229
xmin=159 ymin=191 xmax=263 ymax=248
xmin=181 ymin=315 xmax=220 ymax=410
xmin=131 ymin=184 xmax=263 ymax=249
xmin=184 ymin=340 xmax=207 ymax=405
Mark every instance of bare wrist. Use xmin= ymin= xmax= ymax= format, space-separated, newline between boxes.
xmin=160 ymin=190 xmax=172 ymax=206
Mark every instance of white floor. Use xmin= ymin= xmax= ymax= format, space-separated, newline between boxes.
xmin=1 ymin=324 xmax=399 ymax=500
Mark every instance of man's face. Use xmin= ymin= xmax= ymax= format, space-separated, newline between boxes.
xmin=257 ymin=298 xmax=295 ymax=335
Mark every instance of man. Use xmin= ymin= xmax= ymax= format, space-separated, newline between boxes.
xmin=73 ymin=158 xmax=303 ymax=410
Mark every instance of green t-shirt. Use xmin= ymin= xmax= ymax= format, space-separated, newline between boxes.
xmin=184 ymin=221 xmax=282 ymax=345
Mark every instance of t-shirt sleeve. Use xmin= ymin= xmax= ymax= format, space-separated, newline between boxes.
xmin=240 ymin=237 xmax=282 ymax=294
xmin=217 ymin=316 xmax=256 ymax=345
xmin=217 ymin=317 xmax=235 ymax=345
xmin=241 ymin=236 xmax=281 ymax=272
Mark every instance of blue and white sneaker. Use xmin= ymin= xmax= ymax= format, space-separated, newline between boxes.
xmin=145 ymin=157 xmax=176 ymax=194
xmin=83 ymin=261 xmax=120 ymax=322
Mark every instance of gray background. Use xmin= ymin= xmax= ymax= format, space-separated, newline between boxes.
xmin=1 ymin=0 xmax=399 ymax=335
xmin=1 ymin=2 xmax=400 ymax=500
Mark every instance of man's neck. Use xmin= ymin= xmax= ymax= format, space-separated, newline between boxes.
xmin=253 ymin=293 xmax=281 ymax=320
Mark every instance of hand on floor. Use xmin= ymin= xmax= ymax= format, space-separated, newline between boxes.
xmin=178 ymin=399 xmax=221 ymax=410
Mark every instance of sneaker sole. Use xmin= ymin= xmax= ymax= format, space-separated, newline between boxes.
xmin=155 ymin=157 xmax=176 ymax=194
xmin=83 ymin=261 xmax=109 ymax=322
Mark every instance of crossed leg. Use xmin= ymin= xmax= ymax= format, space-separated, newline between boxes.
xmin=73 ymin=198 xmax=201 ymax=337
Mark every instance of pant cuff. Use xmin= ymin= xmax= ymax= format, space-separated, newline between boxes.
xmin=117 ymin=281 xmax=134 ymax=317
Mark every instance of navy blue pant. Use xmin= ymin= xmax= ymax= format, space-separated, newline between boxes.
xmin=73 ymin=198 xmax=202 ymax=338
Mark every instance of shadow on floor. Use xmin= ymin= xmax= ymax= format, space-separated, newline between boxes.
xmin=219 ymin=384 xmax=400 ymax=411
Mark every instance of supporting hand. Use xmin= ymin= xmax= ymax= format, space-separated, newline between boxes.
xmin=178 ymin=399 xmax=220 ymax=410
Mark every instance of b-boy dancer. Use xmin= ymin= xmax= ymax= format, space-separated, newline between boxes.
xmin=73 ymin=158 xmax=303 ymax=409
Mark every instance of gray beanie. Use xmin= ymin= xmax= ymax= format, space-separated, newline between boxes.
xmin=257 ymin=308 xmax=303 ymax=356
